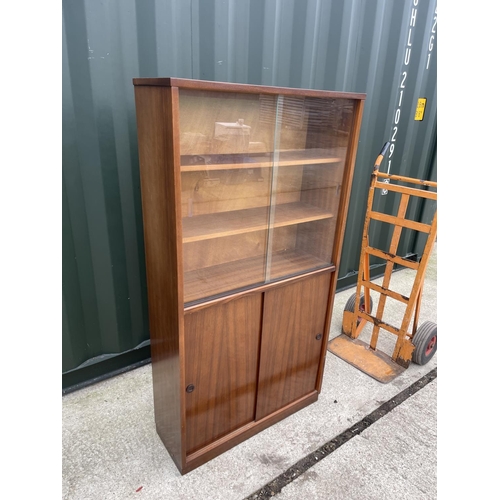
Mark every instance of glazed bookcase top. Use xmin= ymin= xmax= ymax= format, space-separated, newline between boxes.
xmin=133 ymin=77 xmax=366 ymax=100
xmin=171 ymin=84 xmax=365 ymax=305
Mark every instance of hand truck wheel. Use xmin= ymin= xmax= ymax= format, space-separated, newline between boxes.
xmin=342 ymin=292 xmax=373 ymax=334
xmin=411 ymin=321 xmax=437 ymax=365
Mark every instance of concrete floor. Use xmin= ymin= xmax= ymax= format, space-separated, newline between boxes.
xmin=62 ymin=244 xmax=437 ymax=500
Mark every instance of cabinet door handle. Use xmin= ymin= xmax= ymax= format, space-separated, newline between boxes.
xmin=315 ymin=333 xmax=323 ymax=340
xmin=186 ymin=384 xmax=195 ymax=393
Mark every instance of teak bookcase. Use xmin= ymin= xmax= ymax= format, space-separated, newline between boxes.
xmin=133 ymin=78 xmax=365 ymax=474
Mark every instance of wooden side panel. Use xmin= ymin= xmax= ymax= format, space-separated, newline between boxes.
xmin=133 ymin=85 xmax=185 ymax=470
xmin=255 ymin=273 xmax=330 ymax=420
xmin=184 ymin=294 xmax=262 ymax=455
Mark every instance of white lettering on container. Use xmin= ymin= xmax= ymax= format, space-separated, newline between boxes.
xmin=426 ymin=7 xmax=437 ymax=70
xmin=384 ymin=2 xmax=418 ymax=186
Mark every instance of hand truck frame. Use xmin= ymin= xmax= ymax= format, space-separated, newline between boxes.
xmin=328 ymin=142 xmax=437 ymax=383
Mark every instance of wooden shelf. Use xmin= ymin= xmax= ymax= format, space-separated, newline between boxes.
xmin=184 ymin=250 xmax=330 ymax=304
xmin=180 ymin=149 xmax=341 ymax=172
xmin=182 ymin=202 xmax=333 ymax=243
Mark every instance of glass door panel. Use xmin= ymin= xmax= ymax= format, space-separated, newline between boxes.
xmin=179 ymin=89 xmax=277 ymax=304
xmin=266 ymin=96 xmax=356 ymax=281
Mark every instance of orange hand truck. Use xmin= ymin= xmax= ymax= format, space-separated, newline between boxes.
xmin=328 ymin=142 xmax=437 ymax=383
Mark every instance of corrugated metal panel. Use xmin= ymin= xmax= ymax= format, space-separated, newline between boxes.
xmin=62 ymin=0 xmax=437 ymax=389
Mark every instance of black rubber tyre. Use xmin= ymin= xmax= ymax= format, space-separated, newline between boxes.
xmin=344 ymin=292 xmax=373 ymax=317
xmin=411 ymin=321 xmax=437 ymax=365
xmin=342 ymin=292 xmax=373 ymax=335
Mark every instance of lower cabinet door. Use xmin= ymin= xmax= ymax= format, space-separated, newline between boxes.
xmin=184 ymin=294 xmax=262 ymax=455
xmin=255 ymin=273 xmax=331 ymax=421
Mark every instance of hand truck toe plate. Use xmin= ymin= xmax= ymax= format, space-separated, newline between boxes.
xmin=328 ymin=334 xmax=406 ymax=384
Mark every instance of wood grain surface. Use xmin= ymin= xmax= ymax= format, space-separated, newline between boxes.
xmin=134 ymin=85 xmax=185 ymax=469
xmin=255 ymin=273 xmax=331 ymax=420
xmin=184 ymin=294 xmax=262 ymax=455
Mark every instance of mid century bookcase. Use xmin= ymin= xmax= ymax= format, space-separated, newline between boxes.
xmin=133 ymin=78 xmax=365 ymax=474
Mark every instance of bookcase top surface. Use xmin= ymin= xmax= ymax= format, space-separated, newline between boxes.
xmin=132 ymin=77 xmax=366 ymax=100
